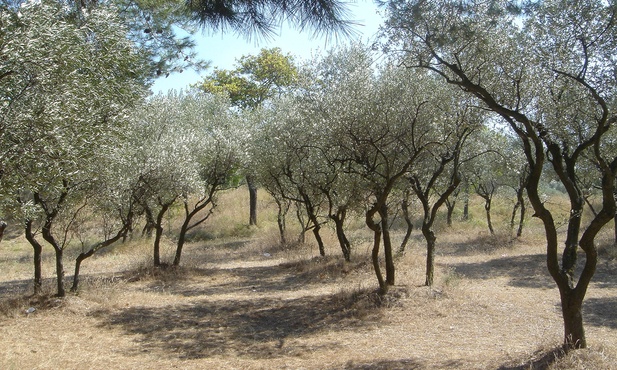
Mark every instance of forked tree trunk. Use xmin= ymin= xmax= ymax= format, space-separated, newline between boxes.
xmin=153 ymin=200 xmax=174 ymax=267
xmin=300 ymin=191 xmax=325 ymax=256
xmin=312 ymin=224 xmax=326 ymax=257
xmin=173 ymin=193 xmax=217 ymax=266
xmin=331 ymin=209 xmax=351 ymax=262
xmin=399 ymin=198 xmax=414 ymax=253
xmin=295 ymin=202 xmax=307 ymax=244
xmin=379 ymin=203 xmax=395 ymax=286
xmin=485 ymin=196 xmax=494 ymax=235
xmin=72 ymin=222 xmax=132 ymax=292
xmin=24 ymin=220 xmax=43 ymax=295
xmin=367 ymin=210 xmax=386 ymax=295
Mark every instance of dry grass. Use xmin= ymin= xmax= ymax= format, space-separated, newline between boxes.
xmin=0 ymin=188 xmax=615 ymax=369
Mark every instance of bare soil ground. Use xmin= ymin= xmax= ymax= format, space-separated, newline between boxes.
xmin=0 ymin=228 xmax=616 ymax=369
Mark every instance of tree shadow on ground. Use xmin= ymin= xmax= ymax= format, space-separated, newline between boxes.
xmin=344 ymin=358 xmax=464 ymax=369
xmin=448 ymin=253 xmax=555 ymax=289
xmin=585 ymin=296 xmax=617 ymax=329
xmin=126 ymin=255 xmax=359 ymax=299
xmin=439 ymin=233 xmax=518 ymax=256
xmin=497 ymin=347 xmax=565 ymax=370
xmin=92 ymin=288 xmax=382 ymax=360
xmin=449 ymin=252 xmax=617 ymax=331
xmin=448 ymin=250 xmax=615 ymax=291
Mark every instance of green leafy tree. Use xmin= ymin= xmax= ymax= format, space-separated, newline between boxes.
xmin=383 ymin=0 xmax=617 ymax=349
xmin=126 ymin=91 xmax=239 ymax=267
xmin=0 ymin=0 xmax=147 ymax=296
xmin=298 ymin=45 xmax=440 ymax=294
xmin=196 ymin=47 xmax=298 ymax=226
xmin=408 ymin=94 xmax=479 ymax=286
xmin=186 ymin=0 xmax=356 ymax=40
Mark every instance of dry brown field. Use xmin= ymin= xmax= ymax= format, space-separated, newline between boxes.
xmin=0 ymin=189 xmax=616 ymax=369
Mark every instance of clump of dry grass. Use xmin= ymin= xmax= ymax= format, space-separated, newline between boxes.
xmin=497 ymin=344 xmax=617 ymax=370
xmin=549 ymin=346 xmax=617 ymax=370
xmin=0 ymin=293 xmax=66 ymax=318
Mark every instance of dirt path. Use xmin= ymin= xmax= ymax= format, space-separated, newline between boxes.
xmin=0 ymin=238 xmax=615 ymax=369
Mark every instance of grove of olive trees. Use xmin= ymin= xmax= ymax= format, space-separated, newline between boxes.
xmin=1 ymin=0 xmax=616 ymax=366
xmin=382 ymin=0 xmax=617 ymax=349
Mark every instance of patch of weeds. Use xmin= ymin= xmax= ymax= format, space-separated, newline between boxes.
xmin=441 ymin=266 xmax=462 ymax=289
xmin=548 ymin=345 xmax=617 ymax=370
xmin=498 ymin=344 xmax=617 ymax=370
xmin=125 ymin=263 xmax=190 ymax=284
xmin=598 ymin=241 xmax=617 ymax=261
xmin=332 ymin=285 xmax=392 ymax=320
xmin=0 ymin=293 xmax=64 ymax=318
xmin=280 ymin=256 xmax=366 ymax=283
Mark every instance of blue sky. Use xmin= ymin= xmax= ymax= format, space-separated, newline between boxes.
xmin=151 ymin=1 xmax=384 ymax=93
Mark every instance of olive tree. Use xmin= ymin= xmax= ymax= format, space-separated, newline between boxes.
xmin=0 ymin=0 xmax=147 ymax=296
xmin=408 ymin=93 xmax=479 ymax=286
xmin=383 ymin=0 xmax=617 ymax=349
xmin=196 ymin=48 xmax=299 ymax=226
xmin=297 ymin=46 xmax=441 ymax=293
xmin=126 ymin=91 xmax=238 ymax=267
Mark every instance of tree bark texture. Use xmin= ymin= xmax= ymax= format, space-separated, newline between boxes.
xmin=399 ymin=198 xmax=414 ymax=253
xmin=423 ymin=225 xmax=436 ymax=286
xmin=331 ymin=210 xmax=351 ymax=262
xmin=379 ymin=203 xmax=395 ymax=286
xmin=484 ymin=196 xmax=494 ymax=235
xmin=247 ymin=175 xmax=258 ymax=226
xmin=153 ymin=199 xmax=174 ymax=267
xmin=54 ymin=247 xmax=65 ymax=297
xmin=25 ymin=220 xmax=43 ymax=295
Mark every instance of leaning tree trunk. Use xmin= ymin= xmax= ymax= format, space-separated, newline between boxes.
xmin=366 ymin=209 xmax=386 ymax=295
xmin=72 ymin=222 xmax=132 ymax=291
xmin=301 ymin=192 xmax=325 ymax=257
xmin=24 ymin=220 xmax=43 ymax=295
xmin=483 ymin=195 xmax=495 ymax=235
xmin=173 ymin=195 xmax=216 ymax=266
xmin=312 ymin=224 xmax=326 ymax=257
xmin=510 ymin=200 xmax=520 ymax=231
xmin=517 ymin=198 xmax=526 ymax=238
xmin=72 ymin=250 xmax=93 ymax=292
xmin=379 ymin=203 xmax=395 ymax=286
xmin=295 ymin=202 xmax=307 ymax=244
xmin=399 ymin=198 xmax=414 ymax=253
xmin=331 ymin=209 xmax=351 ymax=262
